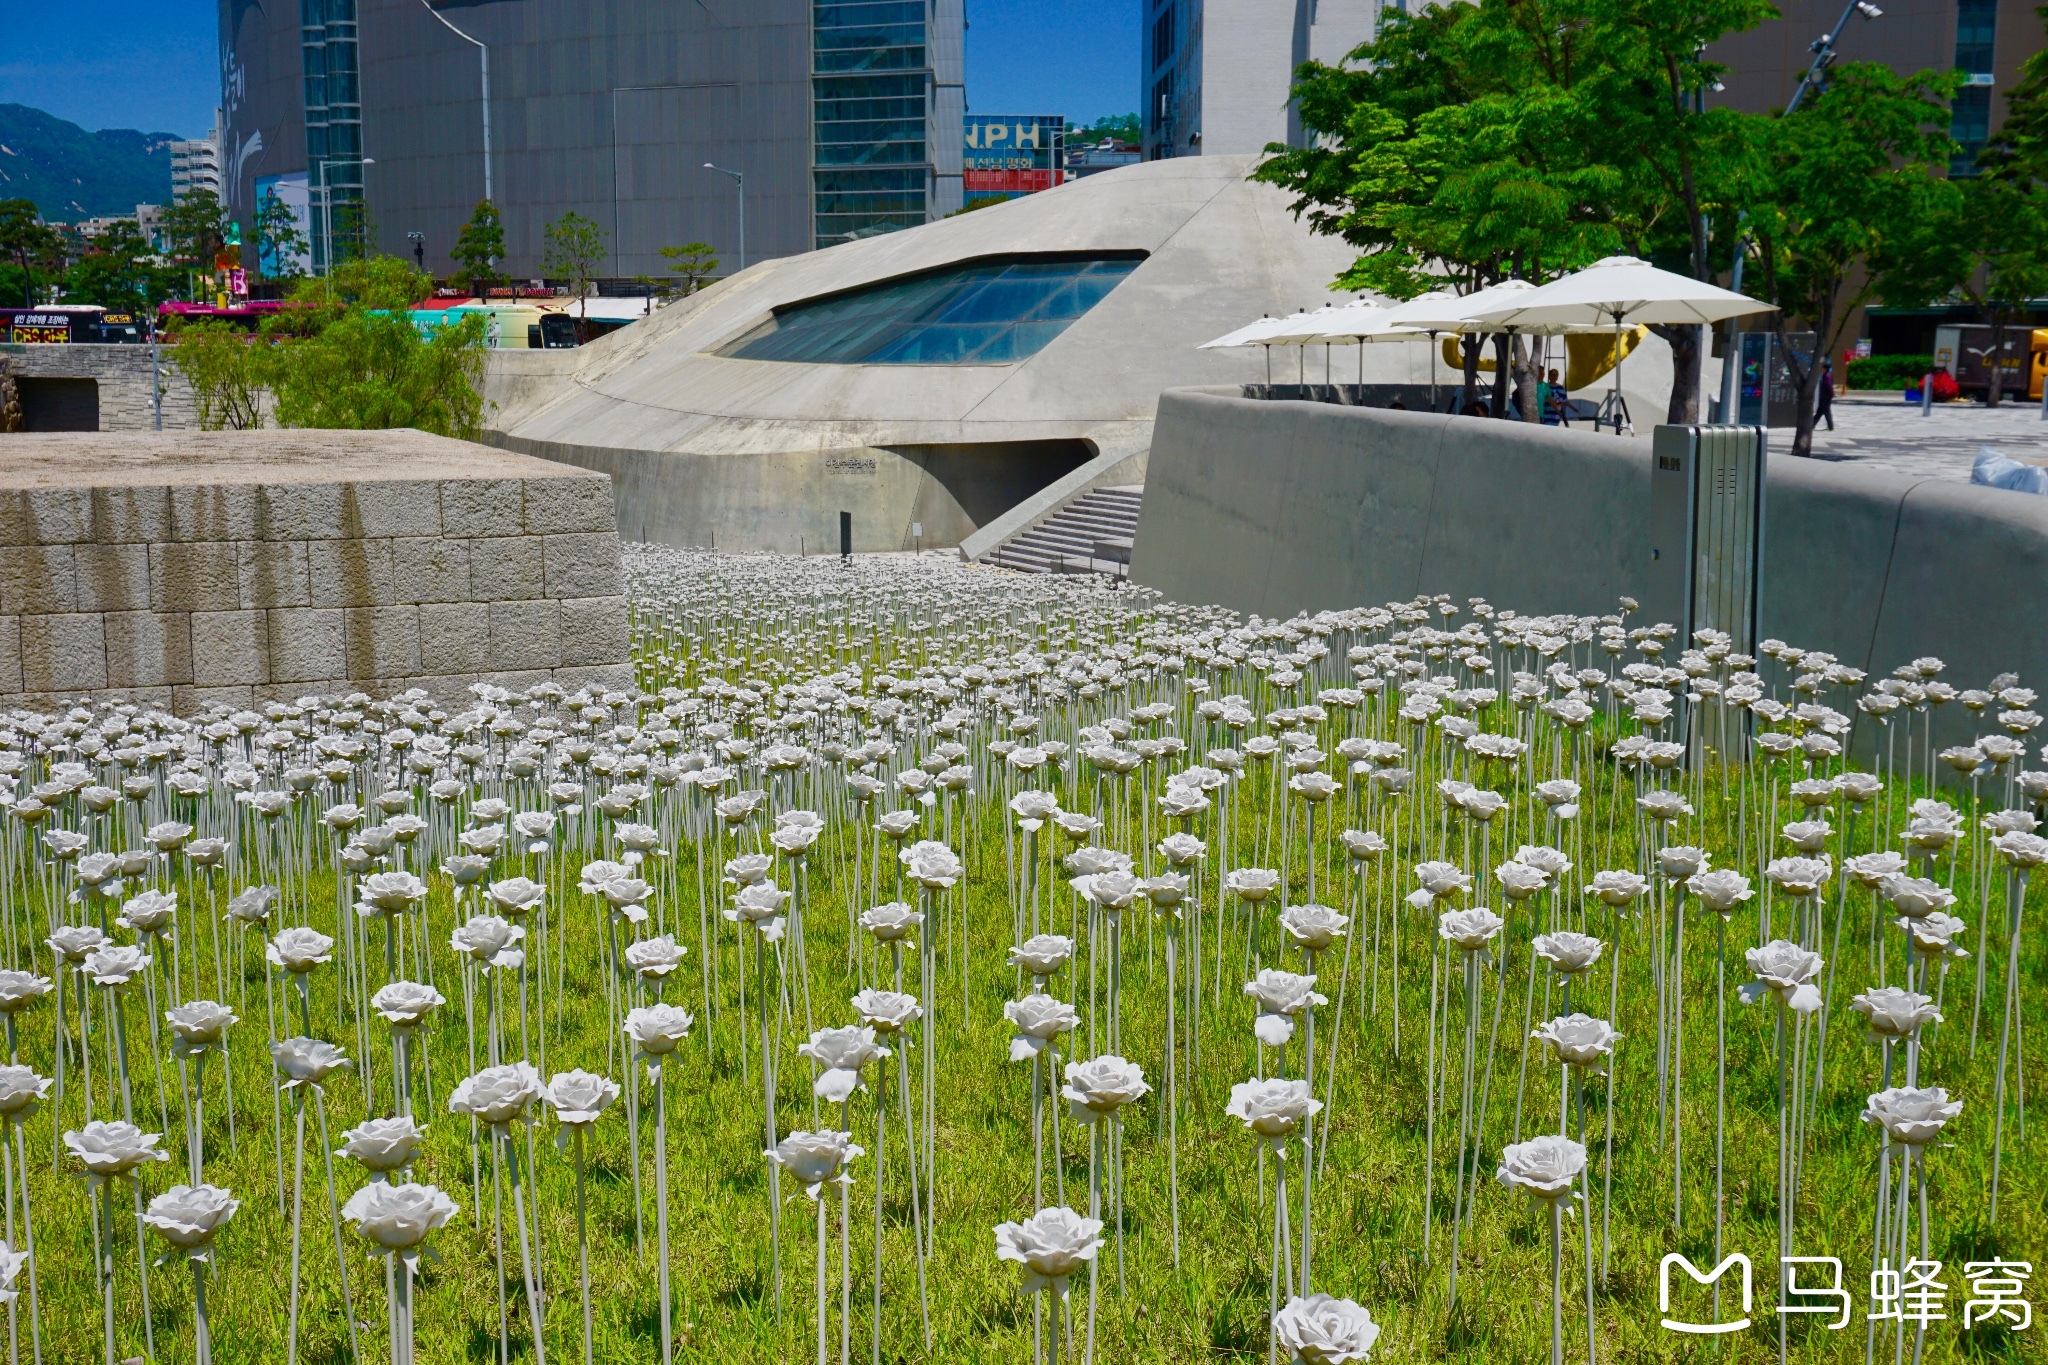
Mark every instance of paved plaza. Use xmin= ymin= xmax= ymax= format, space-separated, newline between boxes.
xmin=1774 ymin=391 xmax=2048 ymax=482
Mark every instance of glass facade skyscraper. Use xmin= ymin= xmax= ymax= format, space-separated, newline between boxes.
xmin=1951 ymin=0 xmax=1998 ymax=174
xmin=813 ymin=2 xmax=931 ymax=249
xmin=227 ymin=0 xmax=961 ymax=278
xmin=299 ymin=0 xmax=363 ymax=272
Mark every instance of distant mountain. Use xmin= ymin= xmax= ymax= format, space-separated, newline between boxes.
xmin=0 ymin=103 xmax=179 ymax=223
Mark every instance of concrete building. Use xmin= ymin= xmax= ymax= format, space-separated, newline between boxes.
xmin=218 ymin=0 xmax=964 ymax=280
xmin=480 ymin=154 xmax=1695 ymax=555
xmin=1141 ymin=0 xmax=1375 ymax=160
xmin=169 ymin=117 xmax=222 ymax=204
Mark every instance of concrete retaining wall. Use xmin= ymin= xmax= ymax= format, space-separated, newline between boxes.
xmin=1134 ymin=387 xmax=2048 ymax=711
xmin=1 ymin=344 xmax=197 ymax=430
xmin=492 ymin=431 xmax=1096 ymax=554
xmin=0 ymin=429 xmax=633 ymax=713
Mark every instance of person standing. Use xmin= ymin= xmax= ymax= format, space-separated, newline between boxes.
xmin=1816 ymin=359 xmax=1835 ymax=431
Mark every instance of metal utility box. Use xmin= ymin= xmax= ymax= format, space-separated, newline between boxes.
xmin=1646 ymin=424 xmax=1767 ymax=660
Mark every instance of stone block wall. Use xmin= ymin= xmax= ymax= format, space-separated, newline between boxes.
xmin=0 ymin=429 xmax=634 ymax=712
xmin=1 ymin=344 xmax=198 ymax=430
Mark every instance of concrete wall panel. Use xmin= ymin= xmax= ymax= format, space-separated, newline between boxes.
xmin=1137 ymin=390 xmax=2048 ymax=715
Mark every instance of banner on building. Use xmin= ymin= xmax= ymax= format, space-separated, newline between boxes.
xmin=963 ymin=116 xmax=1066 ymax=201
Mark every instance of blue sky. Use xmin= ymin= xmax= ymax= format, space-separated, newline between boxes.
xmin=0 ymin=1 xmax=1139 ymax=139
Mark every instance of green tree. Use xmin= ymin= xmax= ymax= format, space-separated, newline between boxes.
xmin=269 ymin=309 xmax=489 ymax=438
xmin=167 ymin=319 xmax=271 ymax=430
xmin=657 ymin=241 xmax=719 ymax=295
xmin=254 ymin=188 xmax=310 ymax=282
xmin=1572 ymin=0 xmax=1774 ymax=420
xmin=1256 ymin=3 xmax=1627 ymax=412
xmin=329 ymin=197 xmax=377 ymax=266
xmin=287 ymin=254 xmax=434 ymax=318
xmin=542 ymin=211 xmax=607 ymax=340
xmin=1746 ymin=62 xmax=1959 ymax=455
xmin=0 ymin=198 xmax=63 ymax=306
xmin=1070 ymin=113 xmax=1140 ymax=145
xmin=161 ymin=189 xmax=230 ymax=269
xmin=1914 ymin=18 xmax=2048 ymax=407
xmin=64 ymin=220 xmax=177 ymax=312
xmin=452 ymin=200 xmax=506 ymax=297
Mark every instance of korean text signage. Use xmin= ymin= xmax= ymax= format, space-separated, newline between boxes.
xmin=964 ymin=116 xmax=1065 ymax=198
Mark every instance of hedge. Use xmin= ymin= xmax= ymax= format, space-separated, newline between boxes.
xmin=1846 ymin=354 xmax=1936 ymax=390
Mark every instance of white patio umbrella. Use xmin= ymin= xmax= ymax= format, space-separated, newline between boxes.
xmin=1461 ymin=256 xmax=1773 ymax=432
xmin=1394 ymin=279 xmax=1621 ymax=421
xmin=1290 ymin=302 xmax=1397 ymax=386
xmin=1199 ymin=309 xmax=1319 ymax=385
xmin=1357 ymin=291 xmax=1467 ymax=411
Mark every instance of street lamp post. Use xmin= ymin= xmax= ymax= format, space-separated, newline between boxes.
xmin=418 ymin=0 xmax=493 ymax=204
xmin=317 ymin=156 xmax=374 ymax=278
xmin=1716 ymin=0 xmax=1882 ymax=421
xmin=408 ymin=231 xmax=426 ymax=272
xmin=705 ymin=163 xmax=746 ymax=274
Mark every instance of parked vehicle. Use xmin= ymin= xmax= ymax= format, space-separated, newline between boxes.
xmin=0 ymin=305 xmax=134 ymax=343
xmin=1932 ymin=324 xmax=2048 ymax=400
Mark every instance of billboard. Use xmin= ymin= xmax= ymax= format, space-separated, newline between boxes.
xmin=964 ymin=116 xmax=1065 ymax=200
xmin=254 ymin=172 xmax=313 ymax=277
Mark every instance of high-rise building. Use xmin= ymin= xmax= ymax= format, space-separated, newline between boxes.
xmin=218 ymin=0 xmax=965 ymax=278
xmin=1140 ymin=0 xmax=1374 ymax=161
xmin=1707 ymin=0 xmax=2044 ymax=172
xmin=169 ymin=114 xmax=222 ymax=205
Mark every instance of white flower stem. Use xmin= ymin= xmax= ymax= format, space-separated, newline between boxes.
xmin=192 ymin=1257 xmax=211 ymax=1365
xmin=1165 ymin=921 xmax=1181 ymax=1264
xmin=286 ymin=1093 xmax=305 ymax=1365
xmin=815 ymin=1187 xmax=828 ymax=1365
xmin=1549 ymin=1197 xmax=1563 ymax=1365
xmin=1988 ymin=865 xmax=2025 ymax=1223
xmin=1086 ymin=1122 xmax=1099 ymax=1365
xmin=654 ymin=1062 xmax=671 ymax=1365
xmin=759 ymin=932 xmax=783 ymax=1320
xmin=508 ymin=1129 xmax=549 ymax=1365
xmin=491 ymin=1122 xmax=509 ymax=1365
xmin=312 ymin=1089 xmax=362 ymax=1365
xmin=575 ymin=1127 xmax=593 ymax=1365
xmin=10 ymin=1123 xmax=38 ymax=1365
xmin=871 ymin=1057 xmax=886 ymax=1365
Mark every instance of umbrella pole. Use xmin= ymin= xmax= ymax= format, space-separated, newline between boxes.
xmin=1265 ymin=344 xmax=1271 ymax=386
xmin=1430 ymin=331 xmax=1439 ymax=412
xmin=1610 ymin=316 xmax=1624 ymax=434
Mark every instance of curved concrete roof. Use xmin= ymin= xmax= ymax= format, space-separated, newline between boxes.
xmin=481 ymin=153 xmax=1691 ymax=553
xmin=486 ymin=155 xmax=1362 ymax=465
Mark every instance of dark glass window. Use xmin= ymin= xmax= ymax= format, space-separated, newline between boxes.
xmin=1152 ymin=6 xmax=1175 ymax=68
xmin=1955 ymin=0 xmax=1997 ymax=73
xmin=720 ymin=255 xmax=1144 ymax=365
xmin=1952 ymin=84 xmax=1993 ymax=174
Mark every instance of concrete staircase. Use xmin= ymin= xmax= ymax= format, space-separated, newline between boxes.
xmin=982 ymin=485 xmax=1144 ymax=576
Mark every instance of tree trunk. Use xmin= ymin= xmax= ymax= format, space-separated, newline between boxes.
xmin=1491 ymin=333 xmax=1512 ymax=418
xmin=1653 ymin=323 xmax=1703 ymax=425
xmin=1462 ymin=333 xmax=1481 ymax=414
xmin=1787 ymin=295 xmax=1835 ymax=458
xmin=1514 ymin=334 xmax=1538 ymax=421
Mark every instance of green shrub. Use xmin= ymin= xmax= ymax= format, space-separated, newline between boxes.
xmin=1846 ymin=353 xmax=1936 ymax=390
